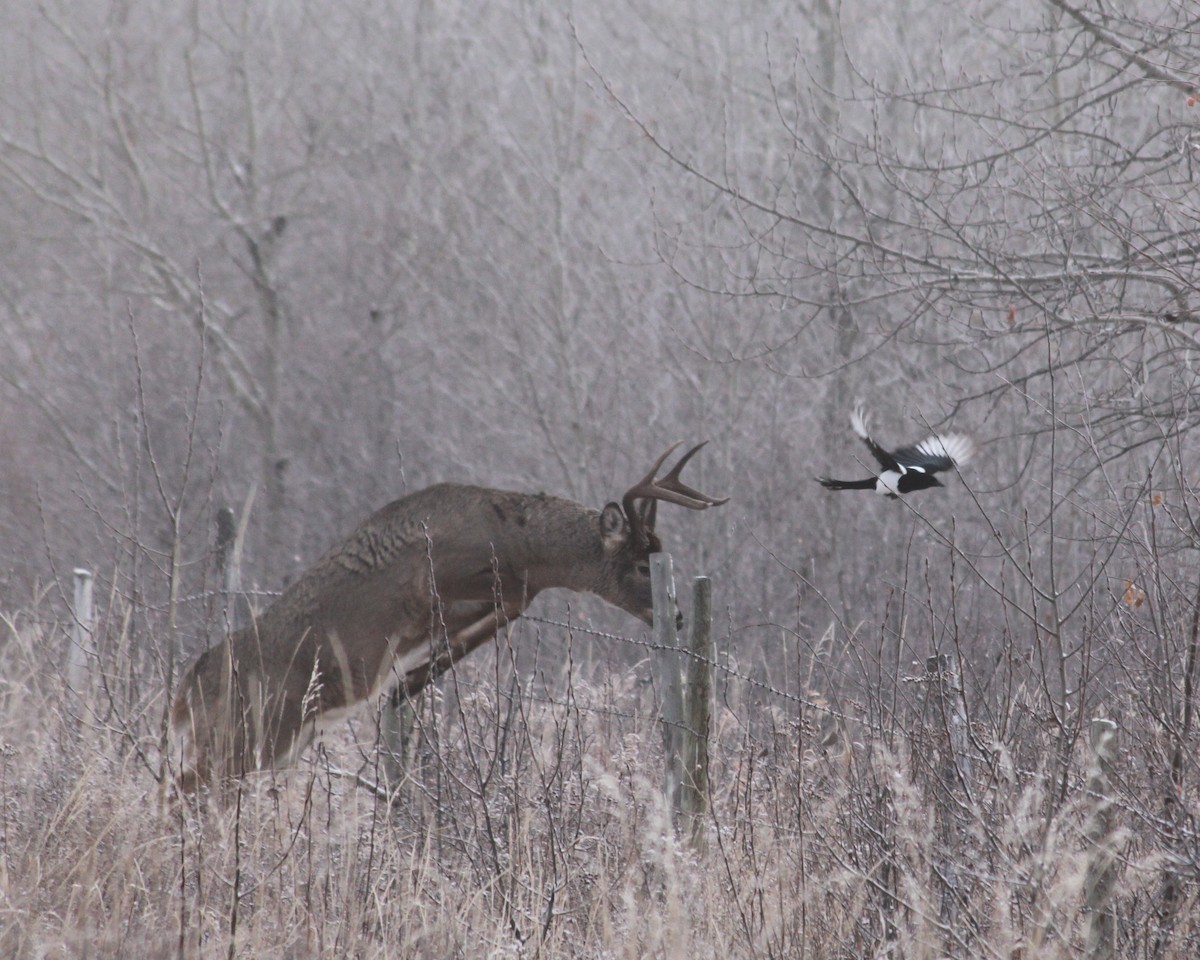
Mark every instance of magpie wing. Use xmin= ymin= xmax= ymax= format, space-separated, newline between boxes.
xmin=850 ymin=405 xmax=900 ymax=472
xmin=893 ymin=433 xmax=975 ymax=475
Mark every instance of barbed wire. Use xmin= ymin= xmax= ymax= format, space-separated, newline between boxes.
xmin=514 ymin=613 xmax=932 ymax=734
xmin=34 ymin=575 xmax=1120 ymax=793
xmin=29 ymin=580 xmax=1042 ymax=759
xmin=35 ymin=582 xmax=872 ymax=725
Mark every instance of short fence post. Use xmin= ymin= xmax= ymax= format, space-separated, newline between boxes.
xmin=651 ymin=553 xmax=683 ymax=825
xmin=1084 ymin=718 xmax=1119 ymax=960
xmin=380 ymin=687 xmax=416 ymax=793
xmin=681 ymin=576 xmax=713 ymax=848
xmin=67 ymin=568 xmax=95 ymax=697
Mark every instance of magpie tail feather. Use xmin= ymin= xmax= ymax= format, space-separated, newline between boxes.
xmin=816 ymin=476 xmax=876 ymax=491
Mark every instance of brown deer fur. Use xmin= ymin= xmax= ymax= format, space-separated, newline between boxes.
xmin=171 ymin=444 xmax=725 ymax=792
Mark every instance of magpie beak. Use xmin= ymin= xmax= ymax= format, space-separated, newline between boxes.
xmin=815 ymin=404 xmax=975 ymax=499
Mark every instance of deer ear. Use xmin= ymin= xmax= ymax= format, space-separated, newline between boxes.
xmin=599 ymin=503 xmax=629 ymax=551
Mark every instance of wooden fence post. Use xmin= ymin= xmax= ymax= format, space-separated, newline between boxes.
xmin=67 ymin=568 xmax=95 ymax=697
xmin=380 ymin=687 xmax=416 ymax=793
xmin=1083 ymin=718 xmax=1118 ymax=960
xmin=681 ymin=576 xmax=713 ymax=848
xmin=650 ymin=553 xmax=683 ymax=824
xmin=216 ymin=505 xmax=250 ymax=633
xmin=922 ymin=653 xmax=969 ymax=955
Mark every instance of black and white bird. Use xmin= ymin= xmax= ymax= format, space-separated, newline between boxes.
xmin=816 ymin=404 xmax=975 ymax=498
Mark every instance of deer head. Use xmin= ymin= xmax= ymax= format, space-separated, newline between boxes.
xmin=171 ymin=442 xmax=726 ymax=792
xmin=594 ymin=440 xmax=729 ymax=623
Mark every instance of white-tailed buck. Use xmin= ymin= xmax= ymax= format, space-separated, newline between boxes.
xmin=172 ymin=442 xmax=726 ymax=791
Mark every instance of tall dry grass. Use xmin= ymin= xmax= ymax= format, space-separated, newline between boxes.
xmin=1 ymin=589 xmax=1197 ymax=959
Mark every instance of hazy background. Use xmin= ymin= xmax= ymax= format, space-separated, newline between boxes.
xmin=2 ymin=3 xmax=1199 ymax=956
xmin=1 ymin=0 xmax=1196 ymax=705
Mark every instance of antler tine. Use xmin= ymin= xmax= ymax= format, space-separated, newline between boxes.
xmin=622 ymin=441 xmax=729 ymax=547
xmin=659 ymin=441 xmax=731 ymax=508
xmin=630 ymin=440 xmax=685 ymax=490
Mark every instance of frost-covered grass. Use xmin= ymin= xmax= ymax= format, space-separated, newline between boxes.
xmin=1 ymin=599 xmax=1196 ymax=959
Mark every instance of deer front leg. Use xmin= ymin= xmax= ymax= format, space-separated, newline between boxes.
xmin=395 ymin=600 xmax=526 ymax=699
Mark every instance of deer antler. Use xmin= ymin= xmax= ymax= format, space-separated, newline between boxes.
xmin=622 ymin=441 xmax=729 ymax=547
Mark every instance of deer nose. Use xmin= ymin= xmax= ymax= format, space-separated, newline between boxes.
xmin=674 ymin=609 xmax=684 ymax=631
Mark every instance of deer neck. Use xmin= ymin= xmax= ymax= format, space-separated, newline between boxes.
xmin=505 ymin=503 xmax=605 ymax=596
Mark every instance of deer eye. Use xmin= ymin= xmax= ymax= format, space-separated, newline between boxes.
xmin=636 ymin=562 xmax=651 ymax=577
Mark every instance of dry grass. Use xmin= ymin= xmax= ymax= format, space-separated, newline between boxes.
xmin=1 ymin=599 xmax=1197 ymax=960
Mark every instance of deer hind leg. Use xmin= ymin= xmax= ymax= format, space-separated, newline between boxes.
xmin=171 ymin=643 xmax=246 ymax=793
xmin=172 ymin=640 xmax=305 ymax=791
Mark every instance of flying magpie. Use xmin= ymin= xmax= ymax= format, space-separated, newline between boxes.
xmin=816 ymin=404 xmax=975 ymax=498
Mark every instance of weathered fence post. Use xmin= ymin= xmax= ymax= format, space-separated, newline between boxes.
xmin=216 ymin=505 xmax=251 ymax=633
xmin=650 ymin=553 xmax=684 ymax=824
xmin=380 ymin=687 xmax=416 ymax=793
xmin=66 ymin=568 xmax=95 ymax=696
xmin=680 ymin=575 xmax=713 ymax=848
xmin=651 ymin=557 xmax=714 ymax=848
xmin=922 ymin=653 xmax=970 ymax=955
xmin=1083 ymin=718 xmax=1118 ymax=960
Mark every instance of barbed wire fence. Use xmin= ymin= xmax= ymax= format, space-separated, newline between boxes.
xmin=61 ymin=560 xmax=1116 ymax=800
xmin=60 ymin=552 xmax=1142 ymax=958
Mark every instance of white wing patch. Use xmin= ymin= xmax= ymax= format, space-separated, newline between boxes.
xmin=916 ymin=433 xmax=976 ymax=466
xmin=851 ymin=404 xmax=871 ymax=441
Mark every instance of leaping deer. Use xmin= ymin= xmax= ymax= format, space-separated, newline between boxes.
xmin=171 ymin=442 xmax=726 ymax=792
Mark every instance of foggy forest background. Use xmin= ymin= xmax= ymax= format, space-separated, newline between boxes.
xmin=1 ymin=0 xmax=1198 ymax=957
